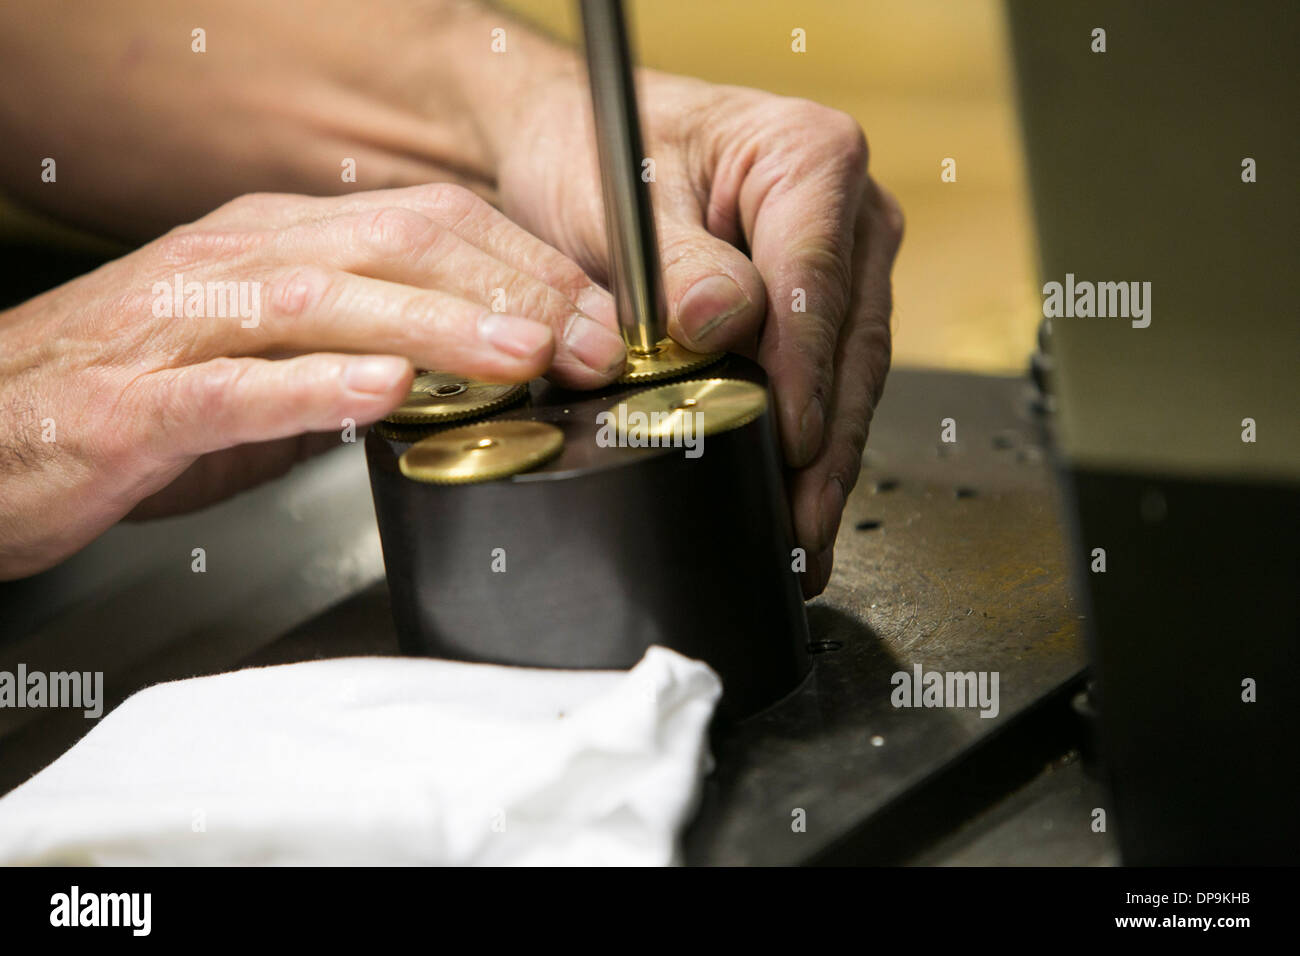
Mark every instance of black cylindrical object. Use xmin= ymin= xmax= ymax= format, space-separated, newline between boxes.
xmin=365 ymin=354 xmax=810 ymax=718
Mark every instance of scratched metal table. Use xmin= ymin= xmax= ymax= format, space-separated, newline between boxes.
xmin=0 ymin=368 xmax=1115 ymax=865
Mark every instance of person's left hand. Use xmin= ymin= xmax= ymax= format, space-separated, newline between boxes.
xmin=492 ymin=70 xmax=904 ymax=596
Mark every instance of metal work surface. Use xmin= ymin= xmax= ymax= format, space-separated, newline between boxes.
xmin=684 ymin=369 xmax=1089 ymax=864
xmin=912 ymin=752 xmax=1116 ymax=867
xmin=0 ymin=369 xmax=1092 ymax=864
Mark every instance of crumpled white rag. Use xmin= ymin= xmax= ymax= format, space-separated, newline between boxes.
xmin=0 ymin=646 xmax=721 ymax=866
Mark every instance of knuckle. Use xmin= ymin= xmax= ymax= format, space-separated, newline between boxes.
xmin=809 ymin=317 xmax=839 ymax=358
xmin=658 ymin=230 xmax=701 ymax=271
xmin=861 ymin=274 xmax=896 ymax=349
xmin=422 ymin=182 xmax=482 ymax=223
xmin=658 ymin=230 xmax=737 ymax=283
xmin=396 ymin=291 xmax=438 ymax=331
xmin=499 ymin=273 xmax=562 ymax=322
xmin=829 ymin=419 xmax=871 ymax=492
xmin=172 ymin=358 xmax=245 ymax=432
xmin=880 ymin=189 xmax=905 ymax=245
xmin=783 ymin=100 xmax=869 ymax=168
xmin=832 ymin=115 xmax=870 ymax=170
xmin=353 ymin=206 xmax=436 ymax=256
xmin=268 ymin=265 xmax=337 ymax=319
xmin=870 ymin=296 xmax=895 ymax=342
xmin=840 ymin=413 xmax=871 ymax=460
xmin=150 ymin=227 xmax=263 ymax=269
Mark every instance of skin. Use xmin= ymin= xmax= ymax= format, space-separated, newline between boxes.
xmin=0 ymin=1 xmax=902 ymax=593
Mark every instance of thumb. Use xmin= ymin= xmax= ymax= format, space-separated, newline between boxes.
xmin=654 ymin=194 xmax=767 ymax=353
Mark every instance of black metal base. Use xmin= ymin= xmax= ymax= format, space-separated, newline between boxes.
xmin=1066 ymin=468 xmax=1300 ymax=865
xmin=365 ymin=354 xmax=810 ymax=719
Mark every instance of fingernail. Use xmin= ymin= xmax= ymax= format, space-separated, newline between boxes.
xmin=819 ymin=477 xmax=846 ymax=551
xmin=677 ymin=274 xmax=749 ymax=344
xmin=574 ymin=285 xmax=618 ymax=329
xmin=798 ymin=395 xmax=826 ymax=464
xmin=563 ymin=312 xmax=626 ymax=375
xmin=479 ymin=313 xmax=552 ymax=359
xmin=344 ymin=356 xmax=409 ymax=395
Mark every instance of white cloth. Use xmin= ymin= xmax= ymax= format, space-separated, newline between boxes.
xmin=0 ymin=646 xmax=720 ymax=866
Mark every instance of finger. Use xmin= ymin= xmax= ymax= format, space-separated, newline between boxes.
xmin=789 ymin=188 xmax=902 ymax=557
xmin=287 ymin=206 xmax=625 ymax=387
xmin=391 ymin=184 xmax=622 ymax=335
xmin=221 ymin=185 xmax=623 ymax=336
xmin=745 ymin=122 xmax=868 ymax=468
xmin=227 ymin=267 xmax=555 ymax=382
xmin=652 ymin=179 xmax=767 ymax=352
xmin=202 ymin=186 xmax=624 ymax=385
xmin=139 ymin=353 xmax=414 ymax=458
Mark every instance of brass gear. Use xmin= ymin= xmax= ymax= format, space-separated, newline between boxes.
xmin=611 ymin=378 xmax=768 ymax=441
xmin=399 ymin=420 xmax=564 ymax=485
xmin=618 ymin=338 xmax=723 ymax=384
xmin=384 ymin=371 xmax=527 ymax=425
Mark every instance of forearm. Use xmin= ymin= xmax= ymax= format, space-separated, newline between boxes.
xmin=0 ymin=0 xmax=575 ymax=240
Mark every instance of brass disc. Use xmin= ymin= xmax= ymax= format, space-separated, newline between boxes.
xmin=618 ymin=337 xmax=723 ymax=384
xmin=612 ymin=378 xmax=768 ymax=441
xmin=385 ymin=371 xmax=526 ymax=425
xmin=399 ymin=420 xmax=564 ymax=485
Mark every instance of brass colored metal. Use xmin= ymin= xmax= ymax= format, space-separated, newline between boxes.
xmin=618 ymin=337 xmax=723 ymax=384
xmin=371 ymin=419 xmax=443 ymax=443
xmin=614 ymin=378 xmax=768 ymax=440
xmin=399 ymin=420 xmax=564 ymax=485
xmin=385 ymin=371 xmax=526 ymax=425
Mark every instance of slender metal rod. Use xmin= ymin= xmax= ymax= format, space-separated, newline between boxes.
xmin=578 ymin=0 xmax=665 ymax=355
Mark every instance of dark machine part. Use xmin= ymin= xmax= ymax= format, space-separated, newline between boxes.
xmin=1008 ymin=0 xmax=1300 ymax=863
xmin=364 ymin=353 xmax=811 ymax=719
xmin=1065 ymin=471 xmax=1298 ymax=864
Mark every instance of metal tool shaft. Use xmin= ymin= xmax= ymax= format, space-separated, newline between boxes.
xmin=578 ymin=0 xmax=665 ymax=355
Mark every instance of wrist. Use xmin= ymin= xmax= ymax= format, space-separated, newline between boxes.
xmin=431 ymin=4 xmax=581 ymax=178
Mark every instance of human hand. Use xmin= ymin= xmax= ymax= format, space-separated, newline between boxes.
xmin=0 ymin=184 xmax=626 ymax=578
xmin=491 ymin=70 xmax=904 ymax=596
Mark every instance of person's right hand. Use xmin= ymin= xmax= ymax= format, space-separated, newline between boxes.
xmin=0 ymin=184 xmax=627 ymax=579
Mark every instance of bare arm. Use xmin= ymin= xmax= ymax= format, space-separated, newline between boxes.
xmin=0 ymin=0 xmax=560 ymax=238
